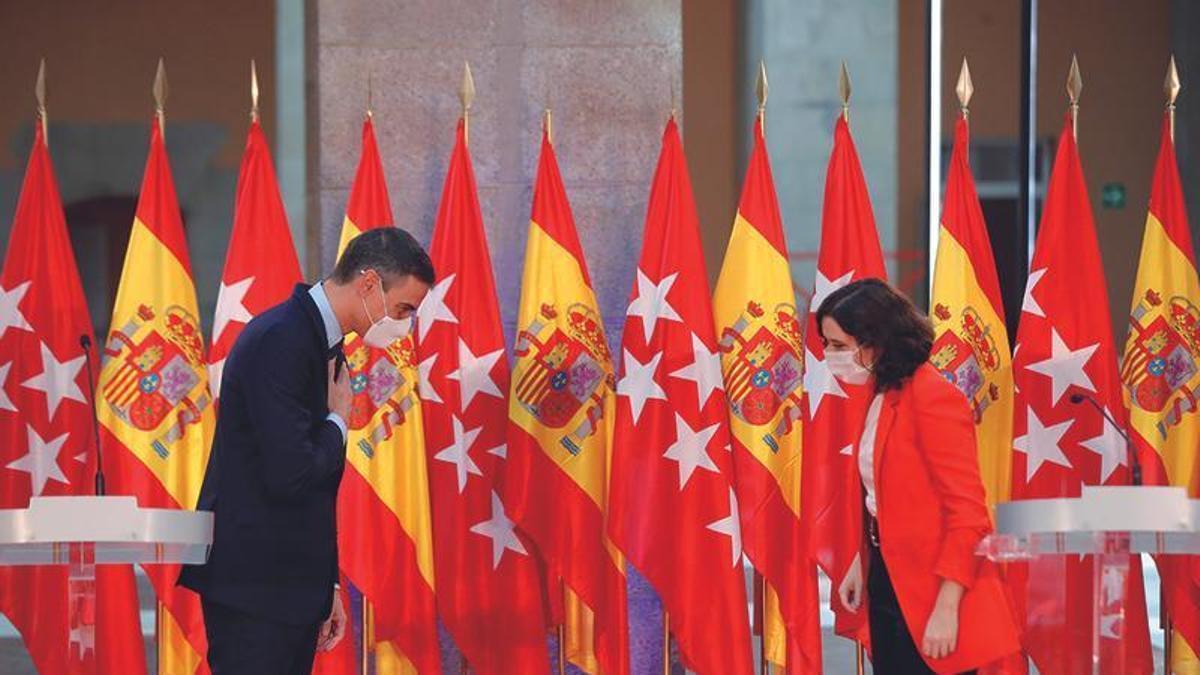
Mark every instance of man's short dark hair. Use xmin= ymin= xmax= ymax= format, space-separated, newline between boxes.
xmin=331 ymin=228 xmax=435 ymax=287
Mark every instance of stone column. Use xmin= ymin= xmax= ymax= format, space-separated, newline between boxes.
xmin=312 ymin=1 xmax=681 ymax=671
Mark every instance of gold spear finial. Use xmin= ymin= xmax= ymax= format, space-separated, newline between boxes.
xmin=956 ymin=57 xmax=974 ymax=117
xmin=839 ymin=61 xmax=852 ymax=123
xmin=153 ymin=57 xmax=168 ymax=135
xmin=459 ymin=61 xmax=475 ymax=145
xmin=756 ymin=59 xmax=768 ymax=134
xmin=35 ymin=58 xmax=47 ymax=144
xmin=543 ymin=108 xmax=553 ymax=145
xmin=1067 ymin=54 xmax=1082 ymax=138
xmin=250 ymin=59 xmax=260 ymax=123
xmin=366 ymin=70 xmax=374 ymax=118
xmin=1166 ymin=55 xmax=1181 ymax=142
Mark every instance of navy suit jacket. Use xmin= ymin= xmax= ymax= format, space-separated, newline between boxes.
xmin=179 ymin=284 xmax=346 ymax=626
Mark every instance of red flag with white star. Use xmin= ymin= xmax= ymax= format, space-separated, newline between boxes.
xmin=0 ymin=122 xmax=147 ymax=673
xmin=1010 ymin=114 xmax=1152 ymax=673
xmin=416 ymin=118 xmax=549 ymax=674
xmin=800 ymin=115 xmax=888 ymax=645
xmin=607 ymin=118 xmax=754 ymax=674
xmin=206 ymin=118 xmax=302 ymax=402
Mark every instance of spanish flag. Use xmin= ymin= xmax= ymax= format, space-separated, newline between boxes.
xmin=506 ymin=128 xmax=629 ymax=675
xmin=930 ymin=114 xmax=1013 ymax=508
xmin=1121 ymin=112 xmax=1200 ymax=673
xmin=712 ymin=114 xmax=821 ymax=673
xmin=97 ymin=115 xmax=214 ymax=673
xmin=334 ymin=116 xmax=440 ymax=674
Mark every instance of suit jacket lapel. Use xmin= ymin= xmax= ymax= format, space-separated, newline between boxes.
xmin=872 ymin=389 xmax=901 ymax=495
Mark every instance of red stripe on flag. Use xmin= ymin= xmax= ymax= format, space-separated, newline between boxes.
xmin=337 ymin=468 xmax=439 ymax=673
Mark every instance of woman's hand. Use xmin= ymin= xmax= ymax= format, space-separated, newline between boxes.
xmin=837 ymin=553 xmax=864 ymax=612
xmin=922 ymin=579 xmax=965 ymax=659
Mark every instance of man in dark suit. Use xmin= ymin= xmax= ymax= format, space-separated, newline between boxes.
xmin=179 ymin=228 xmax=434 ymax=673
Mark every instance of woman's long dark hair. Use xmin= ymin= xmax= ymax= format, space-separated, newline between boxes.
xmin=815 ymin=278 xmax=933 ymax=392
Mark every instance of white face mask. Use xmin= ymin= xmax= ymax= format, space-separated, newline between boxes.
xmin=361 ymin=284 xmax=412 ymax=348
xmin=826 ymin=348 xmax=871 ymax=385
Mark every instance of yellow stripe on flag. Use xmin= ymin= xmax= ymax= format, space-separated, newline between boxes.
xmin=98 ymin=217 xmax=215 ymax=508
xmin=763 ymin=584 xmax=787 ymax=668
xmin=712 ymin=213 xmax=803 ymax=513
xmin=930 ymin=224 xmax=1013 ymax=507
xmin=509 ymin=222 xmax=610 ymax=507
xmin=1124 ymin=213 xmax=1200 ymax=494
xmin=565 ymin=587 xmax=601 ymax=675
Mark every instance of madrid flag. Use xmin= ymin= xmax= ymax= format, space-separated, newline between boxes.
xmin=207 ymin=118 xmax=302 ymax=402
xmin=1010 ymin=113 xmax=1152 ymax=674
xmin=0 ymin=119 xmax=147 ymax=674
xmin=96 ymin=115 xmax=215 ymax=674
xmin=608 ymin=118 xmax=753 ymax=675
xmin=711 ymin=114 xmax=821 ymax=673
xmin=506 ymin=129 xmax=629 ymax=675
xmin=334 ymin=115 xmax=440 ymax=674
xmin=800 ymin=114 xmax=887 ymax=643
xmin=416 ymin=118 xmax=548 ymax=674
xmin=1120 ymin=112 xmax=1200 ymax=671
xmin=929 ymin=114 xmax=1014 ymax=508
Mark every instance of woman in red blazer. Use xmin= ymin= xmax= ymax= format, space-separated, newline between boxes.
xmin=816 ymin=279 xmax=1020 ymax=674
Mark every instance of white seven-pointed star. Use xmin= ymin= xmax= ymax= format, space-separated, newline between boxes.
xmin=626 ymin=270 xmax=682 ymax=342
xmin=1081 ymin=407 xmax=1127 ymax=483
xmin=669 ymin=332 xmax=724 ymax=408
xmin=1025 ymin=328 xmax=1098 ymax=405
xmin=1022 ymin=268 xmax=1048 ymax=318
xmin=707 ymin=487 xmax=743 ymax=566
xmin=7 ymin=425 xmax=70 ymax=496
xmin=21 ymin=341 xmax=87 ymax=420
xmin=416 ymin=274 xmax=458 ymax=341
xmin=0 ymin=281 xmax=33 ymax=340
xmin=212 ymin=276 xmax=255 ymax=343
xmin=0 ymin=362 xmax=17 ymax=412
xmin=469 ymin=491 xmax=528 ymax=569
xmin=417 ymin=352 xmax=443 ymax=405
xmin=448 ymin=339 xmax=504 ymax=409
xmin=1014 ymin=407 xmax=1075 ymax=481
xmin=663 ymin=413 xmax=721 ymax=489
xmin=433 ymin=415 xmax=483 ymax=493
xmin=207 ymin=359 xmax=227 ymax=399
xmin=617 ymin=350 xmax=667 ymax=424
xmin=810 ymin=269 xmax=855 ymax=314
xmin=803 ymin=348 xmax=847 ymax=417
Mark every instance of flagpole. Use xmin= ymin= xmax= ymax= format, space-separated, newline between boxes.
xmin=1161 ymin=58 xmax=1181 ymax=675
xmin=558 ymin=581 xmax=567 ymax=675
xmin=662 ymin=611 xmax=670 ymax=675
xmin=754 ymin=61 xmax=772 ymax=675
xmin=362 ymin=600 xmax=371 ymax=675
xmin=250 ymin=59 xmax=260 ymax=124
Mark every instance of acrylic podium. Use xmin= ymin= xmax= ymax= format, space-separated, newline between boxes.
xmin=979 ymin=485 xmax=1200 ymax=673
xmin=0 ymin=495 xmax=213 ymax=666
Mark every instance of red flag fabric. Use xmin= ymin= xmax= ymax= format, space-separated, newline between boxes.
xmin=206 ymin=118 xmax=302 ymax=402
xmin=607 ymin=118 xmax=753 ymax=674
xmin=0 ymin=122 xmax=147 ymax=672
xmin=1010 ymin=114 xmax=1152 ymax=673
xmin=416 ymin=119 xmax=549 ymax=674
xmin=800 ymin=115 xmax=888 ymax=644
